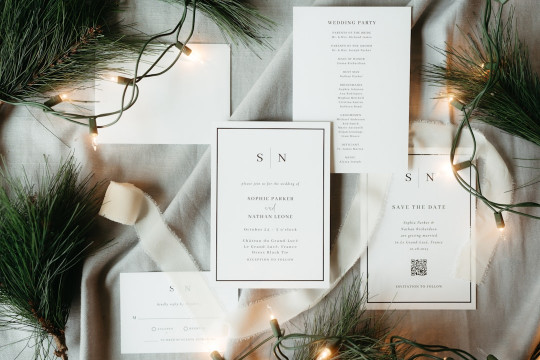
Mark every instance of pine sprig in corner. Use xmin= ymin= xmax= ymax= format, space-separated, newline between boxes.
xmin=424 ymin=3 xmax=540 ymax=146
xmin=0 ymin=0 xmax=142 ymax=103
xmin=0 ymin=156 xmax=107 ymax=359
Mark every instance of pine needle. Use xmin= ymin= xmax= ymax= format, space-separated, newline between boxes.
xmin=0 ymin=0 xmax=144 ymax=103
xmin=424 ymin=5 xmax=540 ymax=146
xmin=163 ymin=0 xmax=275 ymax=53
xmin=0 ymin=156 xmax=106 ymax=359
xmin=287 ymin=276 xmax=396 ymax=360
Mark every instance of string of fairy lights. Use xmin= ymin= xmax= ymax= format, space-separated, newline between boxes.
xmin=208 ymin=310 xmax=498 ymax=360
xmin=446 ymin=0 xmax=539 ymax=232
xmin=1 ymin=0 xmax=199 ymax=151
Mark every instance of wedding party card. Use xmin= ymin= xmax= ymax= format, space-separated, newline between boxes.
xmin=120 ymin=272 xmax=237 ymax=354
xmin=293 ymin=7 xmax=411 ymax=173
xmin=362 ymin=154 xmax=476 ymax=310
xmin=212 ymin=121 xmax=330 ymax=288
xmin=95 ymin=44 xmax=230 ymax=144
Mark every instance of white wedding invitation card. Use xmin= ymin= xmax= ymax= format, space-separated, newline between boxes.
xmin=362 ymin=154 xmax=476 ymax=310
xmin=212 ymin=121 xmax=330 ymax=288
xmin=95 ymin=44 xmax=230 ymax=144
xmin=120 ymin=272 xmax=237 ymax=354
xmin=293 ymin=7 xmax=410 ymax=173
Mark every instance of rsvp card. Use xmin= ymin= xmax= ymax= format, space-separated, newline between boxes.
xmin=362 ymin=154 xmax=476 ymax=309
xmin=120 ymin=272 xmax=237 ymax=354
xmin=212 ymin=122 xmax=330 ymax=288
xmin=293 ymin=7 xmax=411 ymax=173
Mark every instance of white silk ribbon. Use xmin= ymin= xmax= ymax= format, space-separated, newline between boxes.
xmin=99 ymin=181 xmax=228 ymax=335
xmin=99 ymin=181 xmax=199 ymax=271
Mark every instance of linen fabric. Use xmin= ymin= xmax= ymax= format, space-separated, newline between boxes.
xmin=0 ymin=0 xmax=539 ymax=359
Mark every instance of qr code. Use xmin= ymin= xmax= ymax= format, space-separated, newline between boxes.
xmin=411 ymin=259 xmax=427 ymax=276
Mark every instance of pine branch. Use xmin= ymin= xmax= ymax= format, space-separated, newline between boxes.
xmin=0 ymin=156 xmax=107 ymax=359
xmin=0 ymin=0 xmax=143 ymax=102
xmin=163 ymin=0 xmax=275 ymax=52
xmin=287 ymin=277 xmax=396 ymax=360
xmin=0 ymin=0 xmax=275 ymax=106
xmin=424 ymin=5 xmax=540 ymax=146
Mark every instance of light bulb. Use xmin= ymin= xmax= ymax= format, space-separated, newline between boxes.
xmin=114 ymin=76 xmax=133 ymax=86
xmin=481 ymin=62 xmax=495 ymax=71
xmin=449 ymin=97 xmax=465 ymax=111
xmin=186 ymin=51 xmax=204 ymax=64
xmin=452 ymin=160 xmax=472 ymax=172
xmin=316 ymin=347 xmax=332 ymax=360
xmin=89 ymin=117 xmax=99 ymax=151
xmin=44 ymin=94 xmax=68 ymax=107
xmin=91 ymin=133 xmax=98 ymax=152
xmin=175 ymin=41 xmax=193 ymax=56
xmin=266 ymin=306 xmax=282 ymax=338
xmin=266 ymin=305 xmax=275 ymax=320
xmin=441 ymin=162 xmax=454 ymax=177
xmin=494 ymin=212 xmax=505 ymax=232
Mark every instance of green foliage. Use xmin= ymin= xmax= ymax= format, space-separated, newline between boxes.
xmin=424 ymin=4 xmax=540 ymax=146
xmin=281 ymin=277 xmax=395 ymax=360
xmin=163 ymin=0 xmax=275 ymax=52
xmin=0 ymin=0 xmax=274 ymax=127
xmin=0 ymin=0 xmax=274 ymax=104
xmin=0 ymin=0 xmax=142 ymax=103
xmin=0 ymin=156 xmax=106 ymax=359
xmin=266 ymin=276 xmax=499 ymax=360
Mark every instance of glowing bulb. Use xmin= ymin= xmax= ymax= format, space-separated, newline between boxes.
xmin=91 ymin=133 xmax=98 ymax=151
xmin=441 ymin=162 xmax=454 ymax=177
xmin=266 ymin=305 xmax=282 ymax=338
xmin=494 ymin=212 xmax=505 ymax=232
xmin=188 ymin=51 xmax=204 ymax=64
xmin=266 ymin=305 xmax=275 ymax=320
xmin=481 ymin=62 xmax=495 ymax=71
xmin=112 ymin=76 xmax=134 ymax=86
xmin=316 ymin=347 xmax=332 ymax=360
xmin=44 ymin=94 xmax=68 ymax=107
xmin=89 ymin=117 xmax=99 ymax=151
xmin=449 ymin=97 xmax=465 ymax=111
xmin=180 ymin=49 xmax=205 ymax=64
xmin=452 ymin=160 xmax=472 ymax=172
xmin=175 ymin=41 xmax=193 ymax=56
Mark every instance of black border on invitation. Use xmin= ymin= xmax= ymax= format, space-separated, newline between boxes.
xmin=366 ymin=153 xmax=474 ymax=304
xmin=215 ymin=127 xmax=326 ymax=282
